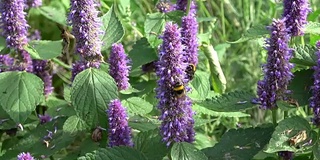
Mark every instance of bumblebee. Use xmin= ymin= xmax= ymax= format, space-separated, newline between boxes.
xmin=173 ymin=81 xmax=185 ymax=97
xmin=186 ymin=64 xmax=196 ymax=81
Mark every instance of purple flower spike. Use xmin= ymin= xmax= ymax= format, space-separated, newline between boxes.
xmin=310 ymin=41 xmax=320 ymax=126
xmin=181 ymin=14 xmax=198 ymax=81
xmin=257 ymin=18 xmax=293 ymax=110
xmin=33 ymin=60 xmax=54 ymax=96
xmin=68 ymin=0 xmax=103 ymax=61
xmin=39 ymin=114 xmax=52 ymax=124
xmin=282 ymin=0 xmax=311 ymax=36
xmin=0 ymin=55 xmax=14 ymax=73
xmin=176 ymin=0 xmax=197 ymax=15
xmin=17 ymin=152 xmax=35 ymax=160
xmin=156 ymin=22 xmax=195 ymax=146
xmin=109 ymin=43 xmax=131 ymax=90
xmin=26 ymin=0 xmax=42 ymax=8
xmin=107 ymin=99 xmax=133 ymax=147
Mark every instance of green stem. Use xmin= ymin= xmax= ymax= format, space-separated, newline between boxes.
xmin=52 ymin=58 xmax=72 ymax=70
xmin=186 ymin=0 xmax=191 ymax=15
xmin=272 ymin=109 xmax=277 ymax=126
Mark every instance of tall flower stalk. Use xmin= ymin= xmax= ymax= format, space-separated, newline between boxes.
xmin=109 ymin=43 xmax=131 ymax=90
xmin=0 ymin=0 xmax=33 ymax=72
xmin=282 ymin=0 xmax=311 ymax=36
xmin=68 ymin=0 xmax=103 ymax=80
xmin=310 ymin=41 xmax=320 ymax=126
xmin=107 ymin=99 xmax=133 ymax=147
xmin=257 ymin=18 xmax=293 ymax=110
xmin=156 ymin=22 xmax=195 ymax=146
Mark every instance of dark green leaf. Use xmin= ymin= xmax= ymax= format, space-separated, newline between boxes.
xmin=228 ymin=25 xmax=269 ymax=43
xmin=266 ymin=116 xmax=315 ymax=153
xmin=290 ymin=44 xmax=317 ymax=67
xmin=63 ymin=83 xmax=71 ymax=102
xmin=144 ymin=12 xmax=165 ymax=47
xmin=63 ymin=115 xmax=88 ymax=134
xmin=39 ymin=6 xmax=67 ymax=25
xmin=165 ymin=10 xmax=184 ymax=25
xmin=71 ymin=68 xmax=118 ymax=127
xmin=0 ymin=36 xmax=6 ymax=50
xmin=193 ymin=104 xmax=250 ymax=117
xmin=128 ymin=38 xmax=158 ymax=70
xmin=313 ymin=141 xmax=320 ymax=160
xmin=202 ymin=125 xmax=274 ymax=160
xmin=101 ymin=5 xmax=125 ymax=50
xmin=171 ymin=142 xmax=208 ymax=160
xmin=129 ymin=116 xmax=159 ymax=132
xmin=121 ymin=97 xmax=153 ymax=116
xmin=78 ymin=147 xmax=147 ymax=160
xmin=288 ymin=69 xmax=313 ymax=106
xmin=197 ymin=91 xmax=257 ymax=112
xmin=189 ymin=71 xmax=210 ymax=100
xmin=134 ymin=129 xmax=169 ymax=160
xmin=0 ymin=72 xmax=44 ymax=123
xmin=28 ymin=40 xmax=63 ymax=60
xmin=305 ymin=22 xmax=320 ymax=35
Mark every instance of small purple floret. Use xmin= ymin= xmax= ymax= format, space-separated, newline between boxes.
xmin=33 ymin=60 xmax=54 ymax=96
xmin=310 ymin=41 xmax=320 ymax=126
xmin=109 ymin=43 xmax=131 ymax=90
xmin=107 ymin=99 xmax=133 ymax=147
xmin=38 ymin=114 xmax=52 ymax=125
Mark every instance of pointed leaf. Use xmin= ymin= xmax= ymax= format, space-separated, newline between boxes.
xmin=265 ymin=116 xmax=316 ymax=153
xmin=144 ymin=12 xmax=165 ymax=47
xmin=63 ymin=115 xmax=89 ymax=134
xmin=101 ymin=5 xmax=125 ymax=50
xmin=202 ymin=125 xmax=274 ymax=160
xmin=134 ymin=129 xmax=169 ymax=160
xmin=189 ymin=71 xmax=210 ymax=100
xmin=0 ymin=71 xmax=44 ymax=123
xmin=78 ymin=147 xmax=147 ymax=160
xmin=171 ymin=142 xmax=208 ymax=160
xmin=121 ymin=97 xmax=153 ymax=116
xmin=290 ymin=44 xmax=317 ymax=67
xmin=28 ymin=40 xmax=63 ymax=60
xmin=228 ymin=25 xmax=269 ymax=43
xmin=71 ymin=68 xmax=118 ymax=127
xmin=304 ymin=22 xmax=320 ymax=35
xmin=193 ymin=104 xmax=250 ymax=118
xmin=197 ymin=91 xmax=257 ymax=112
xmin=288 ymin=69 xmax=313 ymax=106
xmin=128 ymin=38 xmax=158 ymax=70
xmin=39 ymin=6 xmax=67 ymax=25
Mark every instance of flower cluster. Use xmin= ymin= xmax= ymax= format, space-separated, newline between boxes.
xmin=68 ymin=0 xmax=103 ymax=79
xmin=156 ymin=0 xmax=174 ymax=13
xmin=310 ymin=41 xmax=320 ymax=126
xmin=257 ymin=18 xmax=293 ymax=109
xmin=107 ymin=99 xmax=133 ymax=147
xmin=156 ymin=22 xmax=195 ymax=146
xmin=0 ymin=0 xmax=33 ymax=72
xmin=176 ymin=0 xmax=197 ymax=15
xmin=282 ymin=0 xmax=311 ymax=36
xmin=17 ymin=152 xmax=34 ymax=160
xmin=109 ymin=43 xmax=131 ymax=90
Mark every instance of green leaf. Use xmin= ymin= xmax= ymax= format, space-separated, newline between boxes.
xmin=197 ymin=91 xmax=257 ymax=112
xmin=288 ymin=69 xmax=313 ymax=106
xmin=228 ymin=25 xmax=269 ymax=43
xmin=78 ymin=147 xmax=147 ymax=160
xmin=193 ymin=104 xmax=250 ymax=117
xmin=121 ymin=97 xmax=153 ymax=116
xmin=134 ymin=129 xmax=169 ymax=160
xmin=189 ymin=71 xmax=210 ymax=100
xmin=63 ymin=115 xmax=88 ymax=134
xmin=290 ymin=44 xmax=317 ymax=67
xmin=202 ymin=125 xmax=274 ymax=160
xmin=63 ymin=83 xmax=71 ymax=102
xmin=305 ymin=22 xmax=320 ymax=35
xmin=101 ymin=5 xmax=125 ymax=50
xmin=165 ymin=11 xmax=184 ymax=25
xmin=171 ymin=142 xmax=208 ymax=160
xmin=39 ymin=6 xmax=67 ymax=25
xmin=27 ymin=40 xmax=63 ymax=60
xmin=0 ymin=36 xmax=5 ymax=50
xmin=194 ymin=133 xmax=217 ymax=150
xmin=71 ymin=68 xmax=118 ymax=127
xmin=0 ymin=72 xmax=44 ymax=123
xmin=144 ymin=12 xmax=165 ymax=47
xmin=313 ymin=141 xmax=320 ymax=160
xmin=129 ymin=116 xmax=159 ymax=132
xmin=265 ymin=116 xmax=315 ymax=153
xmin=128 ymin=38 xmax=158 ymax=70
